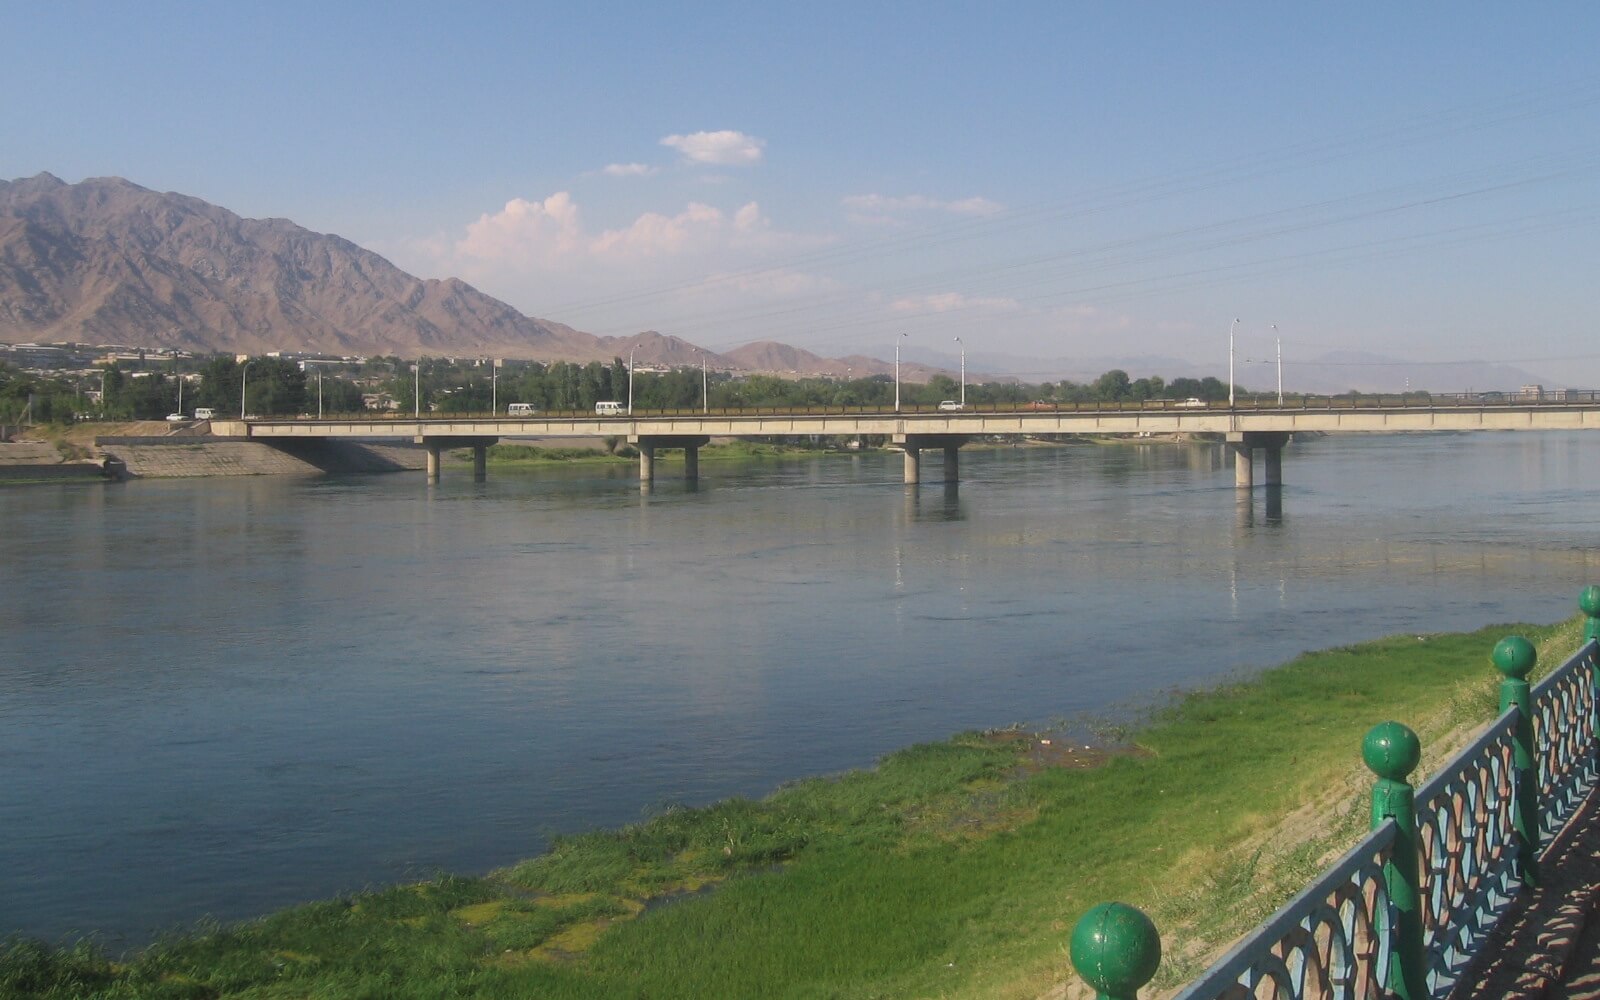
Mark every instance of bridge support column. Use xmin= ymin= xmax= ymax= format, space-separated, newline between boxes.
xmin=1226 ymin=432 xmax=1290 ymax=491
xmin=1264 ymin=445 xmax=1283 ymax=488
xmin=894 ymin=433 xmax=970 ymax=486
xmin=414 ymin=435 xmax=498 ymax=484
xmin=630 ymin=435 xmax=709 ymax=487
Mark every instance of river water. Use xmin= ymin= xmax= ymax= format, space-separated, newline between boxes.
xmin=2 ymin=432 xmax=1597 ymax=947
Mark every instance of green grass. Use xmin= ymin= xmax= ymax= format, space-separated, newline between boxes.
xmin=3 ymin=617 xmax=1581 ymax=999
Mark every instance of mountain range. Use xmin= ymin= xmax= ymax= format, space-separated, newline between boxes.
xmin=0 ymin=173 xmax=1555 ymax=392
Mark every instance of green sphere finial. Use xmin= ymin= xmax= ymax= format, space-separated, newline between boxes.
xmin=1070 ymin=902 xmax=1161 ymax=997
xmin=1492 ymin=636 xmax=1536 ymax=679
xmin=1580 ymin=585 xmax=1600 ymax=618
xmin=1362 ymin=722 xmax=1421 ymax=781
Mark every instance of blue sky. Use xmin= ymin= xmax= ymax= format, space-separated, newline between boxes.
xmin=6 ymin=2 xmax=1599 ymax=383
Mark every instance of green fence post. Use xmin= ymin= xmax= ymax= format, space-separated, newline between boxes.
xmin=1069 ymin=902 xmax=1161 ymax=1000
xmin=1364 ymin=721 xmax=1427 ymax=1000
xmin=1581 ymin=588 xmax=1600 ymax=756
xmin=1493 ymin=635 xmax=1540 ymax=888
xmin=1581 ymin=585 xmax=1600 ymax=645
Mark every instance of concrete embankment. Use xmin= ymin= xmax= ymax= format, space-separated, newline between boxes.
xmin=0 ymin=441 xmax=111 ymax=483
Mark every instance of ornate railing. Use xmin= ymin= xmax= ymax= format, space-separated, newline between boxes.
xmin=1413 ymin=713 xmax=1519 ymax=998
xmin=1168 ymin=823 xmax=1397 ymax=1000
xmin=1068 ymin=588 xmax=1600 ymax=1000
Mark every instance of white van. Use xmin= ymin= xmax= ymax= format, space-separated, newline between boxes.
xmin=193 ymin=408 xmax=215 ymax=420
xmin=507 ymin=403 xmax=537 ymax=416
xmin=595 ymin=401 xmax=626 ymax=415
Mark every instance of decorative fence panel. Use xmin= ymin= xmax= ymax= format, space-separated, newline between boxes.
xmin=1069 ymin=593 xmax=1600 ymax=1000
xmin=1412 ymin=712 xmax=1519 ymax=998
xmin=1169 ymin=823 xmax=1397 ymax=1000
xmin=1529 ymin=641 xmax=1598 ymax=846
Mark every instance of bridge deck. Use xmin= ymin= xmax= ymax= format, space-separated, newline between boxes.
xmin=213 ymin=401 xmax=1600 ymax=440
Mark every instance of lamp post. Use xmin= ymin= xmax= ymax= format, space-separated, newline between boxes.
xmin=1227 ymin=317 xmax=1239 ymax=408
xmin=627 ymin=347 xmax=636 ymax=415
xmin=700 ymin=350 xmax=708 ymax=413
xmin=412 ymin=363 xmax=420 ymax=418
xmin=1272 ymin=325 xmax=1282 ymax=406
xmin=240 ymin=360 xmax=254 ymax=418
xmin=954 ymin=336 xmax=965 ymax=407
xmin=317 ymin=369 xmax=324 ymax=418
xmin=492 ymin=358 xmax=501 ymax=414
xmin=894 ymin=332 xmax=908 ymax=412
xmin=99 ymin=370 xmax=106 ymax=415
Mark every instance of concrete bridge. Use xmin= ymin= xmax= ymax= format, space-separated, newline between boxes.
xmin=210 ymin=398 xmax=1600 ymax=487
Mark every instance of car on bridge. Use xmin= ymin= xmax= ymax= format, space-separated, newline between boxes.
xmin=937 ymin=400 xmax=965 ymax=411
xmin=1176 ymin=397 xmax=1207 ymax=408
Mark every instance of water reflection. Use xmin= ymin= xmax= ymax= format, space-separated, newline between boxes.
xmin=906 ymin=482 xmax=965 ymax=522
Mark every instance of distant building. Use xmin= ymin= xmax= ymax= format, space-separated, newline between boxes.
xmin=1518 ymin=384 xmax=1545 ymax=400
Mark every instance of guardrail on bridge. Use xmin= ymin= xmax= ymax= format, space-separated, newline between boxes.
xmin=1068 ymin=588 xmax=1600 ymax=1000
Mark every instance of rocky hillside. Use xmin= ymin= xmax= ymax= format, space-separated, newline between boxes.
xmin=0 ymin=173 xmax=957 ymax=381
xmin=0 ymin=173 xmax=610 ymax=360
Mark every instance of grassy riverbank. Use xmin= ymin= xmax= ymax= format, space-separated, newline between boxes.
xmin=4 ymin=616 xmax=1581 ymax=999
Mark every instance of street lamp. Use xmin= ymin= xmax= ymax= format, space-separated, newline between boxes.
xmin=240 ymin=360 xmax=254 ymax=418
xmin=412 ymin=363 xmax=421 ymax=418
xmin=1227 ymin=318 xmax=1239 ymax=408
xmin=1272 ymin=324 xmax=1282 ymax=406
xmin=694 ymin=348 xmax=708 ymax=413
xmin=894 ymin=332 xmax=908 ymax=412
xmin=492 ymin=358 xmax=501 ymax=414
xmin=627 ymin=347 xmax=636 ymax=415
xmin=317 ymin=369 xmax=324 ymax=418
xmin=954 ymin=336 xmax=965 ymax=407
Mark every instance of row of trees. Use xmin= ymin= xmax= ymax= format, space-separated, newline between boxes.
xmin=1 ymin=353 xmax=1243 ymax=424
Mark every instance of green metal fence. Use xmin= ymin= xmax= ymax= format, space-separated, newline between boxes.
xmin=1069 ymin=588 xmax=1600 ymax=1000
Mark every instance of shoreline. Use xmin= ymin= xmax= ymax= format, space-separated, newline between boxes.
xmin=6 ymin=612 xmax=1580 ymax=998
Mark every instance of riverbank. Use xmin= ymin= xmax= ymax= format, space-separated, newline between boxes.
xmin=6 ymin=615 xmax=1578 ymax=999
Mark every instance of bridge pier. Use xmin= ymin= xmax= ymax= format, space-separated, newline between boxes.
xmin=414 ymin=435 xmax=499 ymax=483
xmin=1226 ymin=432 xmax=1291 ymax=490
xmin=894 ymin=433 xmax=969 ymax=485
xmin=630 ymin=435 xmax=710 ymax=487
xmin=639 ymin=443 xmax=655 ymax=489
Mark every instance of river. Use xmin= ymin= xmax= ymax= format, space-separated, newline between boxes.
xmin=2 ymin=432 xmax=1596 ymax=947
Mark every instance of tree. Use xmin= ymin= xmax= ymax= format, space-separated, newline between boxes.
xmin=1093 ymin=369 xmax=1132 ymax=401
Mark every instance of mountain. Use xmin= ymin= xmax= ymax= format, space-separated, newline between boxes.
xmin=0 ymin=173 xmax=606 ymax=360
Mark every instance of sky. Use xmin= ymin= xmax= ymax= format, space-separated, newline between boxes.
xmin=5 ymin=2 xmax=1600 ymax=384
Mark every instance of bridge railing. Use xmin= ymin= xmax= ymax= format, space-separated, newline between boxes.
xmin=235 ymin=392 xmax=1600 ymax=422
xmin=1068 ymin=588 xmax=1600 ymax=1000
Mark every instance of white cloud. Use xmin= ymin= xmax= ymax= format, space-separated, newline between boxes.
xmin=455 ymin=192 xmax=585 ymax=263
xmin=661 ymin=130 xmax=765 ymax=166
xmin=601 ymin=162 xmax=658 ymax=178
xmin=842 ymin=193 xmax=1005 ymax=223
xmin=447 ymin=193 xmax=787 ymax=269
